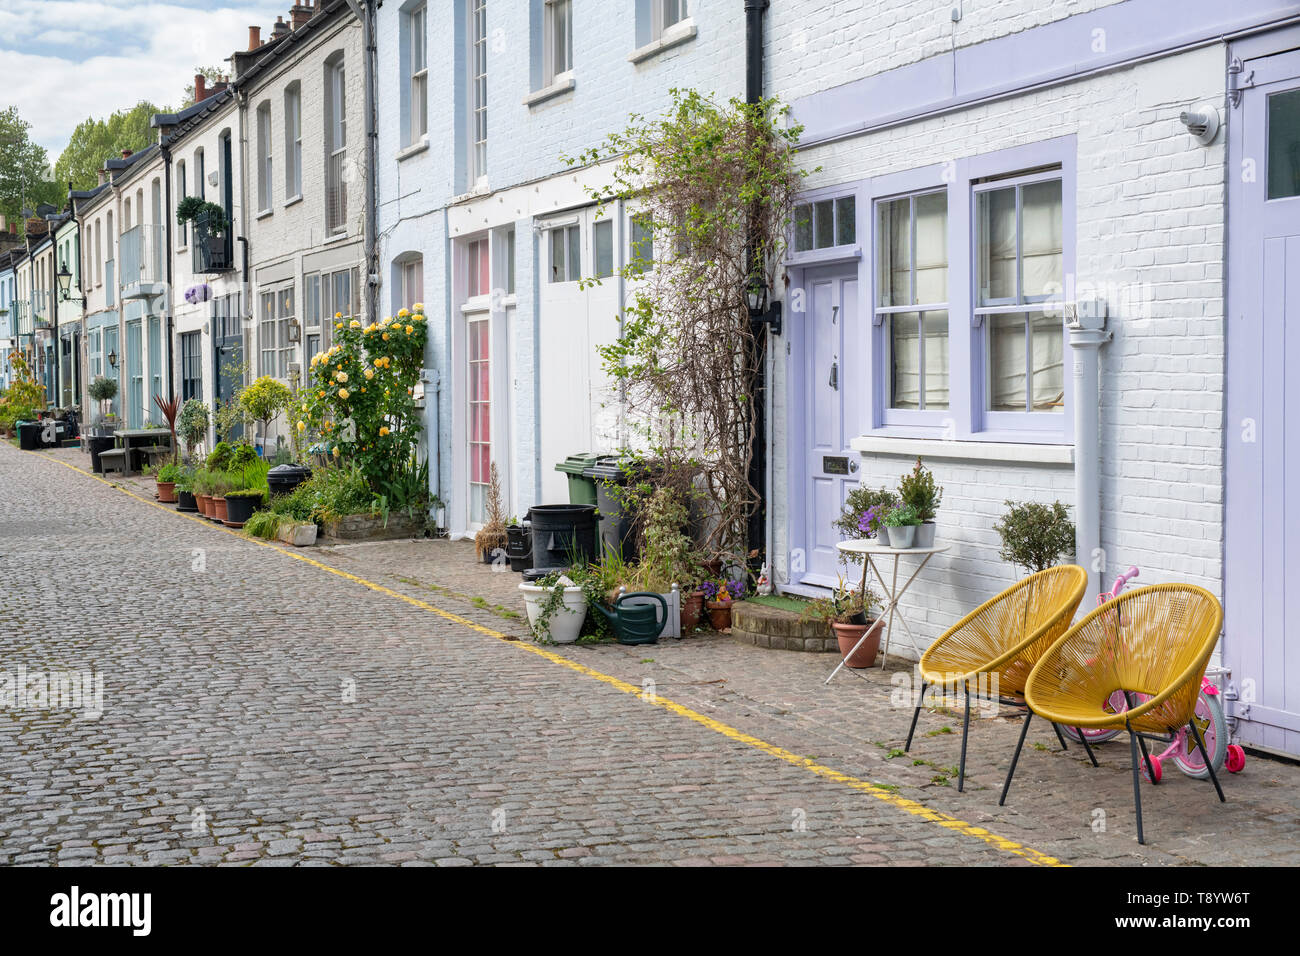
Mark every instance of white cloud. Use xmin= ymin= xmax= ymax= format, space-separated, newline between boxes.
xmin=0 ymin=0 xmax=287 ymax=159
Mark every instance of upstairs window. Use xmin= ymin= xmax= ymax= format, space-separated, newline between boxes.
xmin=284 ymin=83 xmax=302 ymax=199
xmin=257 ymin=102 xmax=273 ymax=213
xmin=544 ymin=0 xmax=573 ymax=84
xmin=406 ymin=3 xmax=428 ymax=145
xmin=467 ymin=0 xmax=487 ymax=185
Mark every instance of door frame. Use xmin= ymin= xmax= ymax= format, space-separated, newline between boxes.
xmin=1224 ymin=27 xmax=1300 ymax=757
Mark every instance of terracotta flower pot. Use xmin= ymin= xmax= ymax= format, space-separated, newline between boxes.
xmin=833 ymin=618 xmax=885 ymax=668
xmin=706 ymin=600 xmax=734 ymax=631
xmin=213 ymin=496 xmax=228 ymax=522
xmin=197 ymin=494 xmax=211 ymax=517
xmin=680 ymin=590 xmax=704 ymax=633
xmin=156 ymin=481 xmax=176 ymax=503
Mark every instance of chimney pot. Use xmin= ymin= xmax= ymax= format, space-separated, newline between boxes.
xmin=121 ymin=149 xmax=132 ymax=159
xmin=248 ymin=25 xmax=261 ymax=50
xmin=195 ymin=73 xmax=207 ymax=103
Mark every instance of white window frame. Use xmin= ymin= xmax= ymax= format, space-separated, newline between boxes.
xmin=543 ymin=0 xmax=573 ymax=85
xmin=285 ymin=83 xmax=303 ymax=201
xmin=407 ymin=3 xmax=428 ymax=146
xmin=257 ymin=102 xmax=273 ymax=214
xmin=467 ymin=0 xmax=488 ymax=187
xmin=655 ymin=0 xmax=688 ymax=37
xmin=547 ymin=222 xmax=581 ymax=283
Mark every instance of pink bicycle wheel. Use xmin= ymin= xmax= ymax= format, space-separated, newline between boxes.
xmin=1171 ymin=690 xmax=1227 ymax=779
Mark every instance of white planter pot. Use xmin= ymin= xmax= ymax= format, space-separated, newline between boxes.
xmin=519 ymin=582 xmax=588 ymax=643
xmin=887 ymin=524 xmax=916 ymax=549
xmin=278 ymin=522 xmax=318 ymax=547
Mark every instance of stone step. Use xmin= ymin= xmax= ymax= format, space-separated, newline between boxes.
xmin=731 ymin=600 xmax=836 ymax=653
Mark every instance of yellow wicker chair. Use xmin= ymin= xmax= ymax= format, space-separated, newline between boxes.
xmin=904 ymin=565 xmax=1088 ymax=791
xmin=1004 ymin=584 xmax=1225 ymax=844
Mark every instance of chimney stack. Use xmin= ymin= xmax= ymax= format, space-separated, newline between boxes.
xmin=194 ymin=73 xmax=207 ymax=103
xmin=97 ymin=168 xmax=107 ymax=186
xmin=290 ymin=2 xmax=312 ymax=30
xmin=271 ymin=15 xmax=289 ymax=39
xmin=248 ymin=25 xmax=261 ymax=50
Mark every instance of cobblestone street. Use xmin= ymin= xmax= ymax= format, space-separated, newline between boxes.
xmin=3 ymin=442 xmax=1298 ymax=866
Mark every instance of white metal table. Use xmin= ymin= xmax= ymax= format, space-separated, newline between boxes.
xmin=825 ymin=539 xmax=949 ymax=682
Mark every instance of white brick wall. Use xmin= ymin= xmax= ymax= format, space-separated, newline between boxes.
xmin=772 ymin=44 xmax=1227 ymax=656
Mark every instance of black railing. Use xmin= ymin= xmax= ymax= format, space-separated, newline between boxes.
xmin=192 ymin=210 xmax=233 ymax=274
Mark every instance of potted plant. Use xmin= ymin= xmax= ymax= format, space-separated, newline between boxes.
xmin=209 ymin=470 xmax=232 ymax=523
xmin=803 ymin=580 xmax=884 ymax=668
xmin=835 ymin=485 xmax=899 ymax=543
xmin=898 ymin=457 xmax=943 ymax=548
xmin=155 ymin=462 xmax=183 ymax=503
xmin=701 ymin=577 xmax=746 ymax=630
xmin=519 ymin=569 xmax=589 ymax=644
xmin=633 ymin=485 xmax=701 ymax=636
xmin=174 ymin=466 xmax=199 ymax=512
xmin=223 ymin=488 xmax=265 ymax=528
xmin=153 ymin=393 xmax=181 ymax=465
xmin=882 ymin=503 xmax=922 ymax=549
xmin=993 ymin=500 xmax=1076 ymax=574
xmin=88 ymin=375 xmax=118 ymax=432
xmin=474 ymin=462 xmax=508 ymax=564
xmin=176 ymin=196 xmax=229 ymax=261
xmin=239 ymin=376 xmax=292 ymax=455
xmin=178 ymin=398 xmax=210 ymax=464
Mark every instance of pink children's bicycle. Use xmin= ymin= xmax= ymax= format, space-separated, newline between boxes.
xmin=1060 ymin=566 xmax=1246 ymax=781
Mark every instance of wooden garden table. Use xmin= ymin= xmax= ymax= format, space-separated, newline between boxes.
xmin=825 ymin=539 xmax=950 ymax=681
xmin=114 ymin=428 xmax=173 ymax=472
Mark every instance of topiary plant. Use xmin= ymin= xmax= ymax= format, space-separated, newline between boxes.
xmin=240 ymin=375 xmax=293 ymax=453
xmin=993 ymin=500 xmax=1076 ymax=574
xmin=178 ymin=398 xmax=210 ymax=461
xmin=897 ymin=457 xmax=943 ymax=522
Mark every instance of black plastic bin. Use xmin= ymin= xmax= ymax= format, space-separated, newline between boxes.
xmin=507 ymin=524 xmax=533 ymax=573
xmin=267 ymin=463 xmax=312 ymax=495
xmin=87 ymin=435 xmax=116 ymax=473
xmin=526 ymin=504 xmax=598 ymax=575
xmin=583 ymin=455 xmax=641 ymax=561
xmin=17 ymin=422 xmax=40 ymax=451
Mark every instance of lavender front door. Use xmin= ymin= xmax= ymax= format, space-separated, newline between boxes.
xmin=1225 ymin=46 xmax=1300 ymax=757
xmin=801 ymin=266 xmax=866 ymax=588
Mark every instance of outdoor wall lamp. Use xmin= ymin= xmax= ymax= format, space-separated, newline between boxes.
xmin=56 ymin=264 xmax=85 ymax=304
xmin=1180 ymin=104 xmax=1220 ymax=146
xmin=745 ymin=277 xmax=783 ymax=336
xmin=107 ymin=350 xmax=118 ymax=370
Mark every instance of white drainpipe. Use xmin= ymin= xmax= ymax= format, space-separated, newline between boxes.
xmin=1068 ymin=299 xmax=1111 ymax=598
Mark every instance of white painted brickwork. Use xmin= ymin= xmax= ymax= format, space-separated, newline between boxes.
xmin=771 ymin=44 xmax=1227 ymax=656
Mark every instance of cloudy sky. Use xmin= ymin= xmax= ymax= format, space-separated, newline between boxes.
xmin=0 ymin=0 xmax=286 ymax=161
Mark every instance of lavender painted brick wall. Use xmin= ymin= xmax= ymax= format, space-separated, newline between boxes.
xmin=770 ymin=44 xmax=1227 ymax=656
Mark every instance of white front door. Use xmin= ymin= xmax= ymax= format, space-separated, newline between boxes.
xmin=800 ymin=266 xmax=865 ymax=589
xmin=537 ymin=206 xmax=623 ymax=502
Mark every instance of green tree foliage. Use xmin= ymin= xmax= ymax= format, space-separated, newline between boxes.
xmin=0 ymin=107 xmax=63 ymax=224
xmin=54 ymin=101 xmax=165 ymax=193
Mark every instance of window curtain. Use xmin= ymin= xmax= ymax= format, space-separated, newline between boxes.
xmin=913 ymin=192 xmax=947 ymax=304
xmin=1020 ymin=180 xmax=1062 ymax=300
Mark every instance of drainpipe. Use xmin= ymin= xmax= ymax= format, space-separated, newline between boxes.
xmin=162 ymin=146 xmax=174 ymax=397
xmin=1068 ymin=301 xmax=1111 ymax=598
xmin=744 ymin=0 xmax=770 ymax=564
xmin=362 ymin=0 xmax=379 ymax=324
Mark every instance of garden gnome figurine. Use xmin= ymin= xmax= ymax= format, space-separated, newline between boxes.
xmin=756 ymin=564 xmax=773 ymax=596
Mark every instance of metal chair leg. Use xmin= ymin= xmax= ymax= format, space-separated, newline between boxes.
xmin=1188 ymin=719 xmax=1226 ymax=803
xmin=999 ymin=712 xmax=1032 ymax=806
xmin=1051 ymin=722 xmax=1069 ymax=751
xmin=1076 ymin=728 xmax=1100 ymax=768
xmin=1128 ymin=721 xmax=1145 ymax=845
xmin=958 ymin=685 xmax=971 ymax=792
xmin=1125 ymin=693 xmax=1159 ymax=784
xmin=904 ymin=680 xmax=927 ymax=751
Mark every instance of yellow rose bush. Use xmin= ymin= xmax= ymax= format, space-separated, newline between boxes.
xmin=302 ymin=304 xmax=429 ymax=493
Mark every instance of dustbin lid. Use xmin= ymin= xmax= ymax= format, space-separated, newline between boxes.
xmin=554 ymin=452 xmax=600 ymax=476
xmin=268 ymin=463 xmax=313 ymax=481
xmin=582 ymin=454 xmax=633 ymax=482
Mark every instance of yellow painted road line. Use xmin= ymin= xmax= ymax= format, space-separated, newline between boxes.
xmin=28 ymin=448 xmax=1066 ymax=867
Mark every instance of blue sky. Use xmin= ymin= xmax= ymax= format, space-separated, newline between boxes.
xmin=0 ymin=0 xmax=286 ymax=161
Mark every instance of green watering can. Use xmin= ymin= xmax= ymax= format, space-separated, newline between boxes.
xmin=592 ymin=591 xmax=669 ymax=645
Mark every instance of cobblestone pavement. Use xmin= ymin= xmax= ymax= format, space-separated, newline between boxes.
xmin=5 ymin=444 xmax=1298 ymax=866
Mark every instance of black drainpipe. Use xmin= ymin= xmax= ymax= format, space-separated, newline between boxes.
xmin=162 ymin=145 xmax=175 ymax=397
xmin=745 ymin=0 xmax=770 ymax=564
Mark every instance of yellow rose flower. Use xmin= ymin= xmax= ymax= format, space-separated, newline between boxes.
xmin=338 ymin=388 xmax=350 ymax=400
xmin=412 ymin=302 xmax=424 ymax=312
xmin=364 ymin=368 xmax=374 ymax=380
xmin=405 ymin=325 xmax=414 ymax=334
xmin=398 ymin=308 xmax=410 ymax=319
xmin=296 ymin=421 xmax=306 ymax=432
xmin=336 ymin=371 xmax=348 ymax=383
xmin=379 ymin=426 xmax=390 ymax=437
xmin=333 ymin=446 xmax=340 ymax=457
xmin=382 ymin=333 xmax=389 ymax=341
xmin=335 ymin=323 xmax=343 ymax=330
xmin=335 ymin=312 xmax=343 ymax=319
xmin=350 ymin=319 xmax=361 ymax=328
